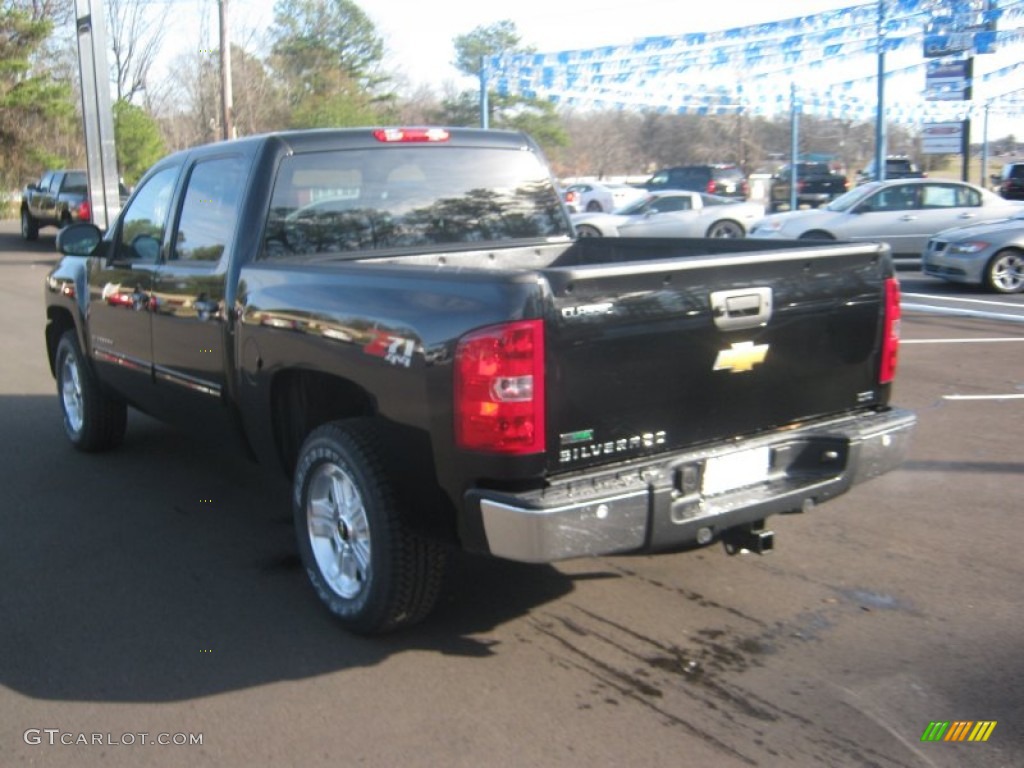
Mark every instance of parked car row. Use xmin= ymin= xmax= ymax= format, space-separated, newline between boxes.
xmin=560 ymin=177 xmax=1024 ymax=294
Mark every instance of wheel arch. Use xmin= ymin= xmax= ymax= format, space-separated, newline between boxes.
xmin=45 ymin=306 xmax=79 ymax=378
xmin=798 ymin=229 xmax=837 ymax=241
xmin=271 ymin=369 xmax=458 ymax=544
xmin=270 ymin=368 xmax=377 ymax=476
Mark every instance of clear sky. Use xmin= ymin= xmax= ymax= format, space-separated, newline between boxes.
xmin=160 ymin=0 xmax=1022 ymax=138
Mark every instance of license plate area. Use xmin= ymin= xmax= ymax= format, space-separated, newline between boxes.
xmin=701 ymin=446 xmax=771 ymax=496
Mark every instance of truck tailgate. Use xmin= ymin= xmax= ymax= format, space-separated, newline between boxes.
xmin=542 ymin=238 xmax=892 ymax=475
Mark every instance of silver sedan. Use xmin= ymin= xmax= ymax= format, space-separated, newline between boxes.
xmin=749 ymin=179 xmax=1024 ymax=257
xmin=571 ymin=190 xmax=764 ymax=239
xmin=923 ymin=212 xmax=1024 ymax=293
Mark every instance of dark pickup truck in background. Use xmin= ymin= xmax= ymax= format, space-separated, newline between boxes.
xmin=44 ymin=127 xmax=915 ymax=634
xmin=21 ymin=170 xmax=91 ymax=240
xmin=768 ymin=162 xmax=849 ymax=211
xmin=856 ymin=156 xmax=926 ymax=185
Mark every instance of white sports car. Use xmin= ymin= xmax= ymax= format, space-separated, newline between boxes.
xmin=571 ymin=190 xmax=765 ymax=238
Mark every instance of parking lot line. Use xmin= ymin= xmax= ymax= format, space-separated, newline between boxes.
xmin=902 ymin=338 xmax=1024 ymax=344
xmin=943 ymin=394 xmax=1024 ymax=401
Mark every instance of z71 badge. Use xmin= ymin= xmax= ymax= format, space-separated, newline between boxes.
xmin=364 ymin=331 xmax=416 ymax=368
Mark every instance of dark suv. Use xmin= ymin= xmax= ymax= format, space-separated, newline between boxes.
xmin=996 ymin=162 xmax=1024 ymax=200
xmin=641 ymin=164 xmax=749 ymax=199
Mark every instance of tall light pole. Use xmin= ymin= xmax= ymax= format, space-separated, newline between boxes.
xmin=219 ymin=0 xmax=234 ymax=140
xmin=874 ymin=0 xmax=887 ymax=182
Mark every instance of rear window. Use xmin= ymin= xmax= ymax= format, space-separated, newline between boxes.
xmin=261 ymin=146 xmax=570 ymax=259
xmin=1006 ymin=164 xmax=1024 ymax=179
xmin=63 ymin=171 xmax=88 ymax=194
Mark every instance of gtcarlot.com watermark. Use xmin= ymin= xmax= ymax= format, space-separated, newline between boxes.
xmin=24 ymin=729 xmax=203 ymax=747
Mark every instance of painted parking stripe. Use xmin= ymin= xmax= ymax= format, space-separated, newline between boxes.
xmin=904 ymin=293 xmax=1024 ymax=310
xmin=903 ymin=302 xmax=1024 ymax=323
xmin=943 ymin=394 xmax=1024 ymax=401
xmin=902 ymin=338 xmax=1024 ymax=344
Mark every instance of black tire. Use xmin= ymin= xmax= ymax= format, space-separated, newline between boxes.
xmin=798 ymin=230 xmax=835 ymax=241
xmin=585 ymin=200 xmax=603 ymax=212
xmin=706 ymin=219 xmax=744 ymax=238
xmin=21 ymin=207 xmax=39 ymax=241
xmin=575 ymin=224 xmax=603 ymax=238
xmin=984 ymin=248 xmax=1024 ymax=294
xmin=55 ymin=331 xmax=127 ymax=452
xmin=293 ymin=419 xmax=447 ymax=634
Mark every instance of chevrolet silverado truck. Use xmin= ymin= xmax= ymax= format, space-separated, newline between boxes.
xmin=21 ymin=170 xmax=91 ymax=240
xmin=44 ymin=127 xmax=915 ymax=634
xmin=769 ymin=162 xmax=848 ymax=211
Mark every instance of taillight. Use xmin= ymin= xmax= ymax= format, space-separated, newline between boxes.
xmin=77 ymin=199 xmax=91 ymax=222
xmin=797 ymin=179 xmax=807 ymax=192
xmin=372 ymin=128 xmax=450 ymax=143
xmin=706 ymin=180 xmax=716 ymax=194
xmin=880 ymin=277 xmax=901 ymax=384
xmin=565 ymin=190 xmax=579 ymax=206
xmin=455 ymin=319 xmax=545 ymax=454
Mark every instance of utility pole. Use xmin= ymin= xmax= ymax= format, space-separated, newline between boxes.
xmin=874 ymin=0 xmax=887 ymax=182
xmin=219 ymin=0 xmax=234 ymax=140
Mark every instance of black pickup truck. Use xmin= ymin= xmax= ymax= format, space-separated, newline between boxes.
xmin=44 ymin=127 xmax=915 ymax=634
xmin=769 ymin=162 xmax=848 ymax=211
xmin=20 ymin=170 xmax=91 ymax=240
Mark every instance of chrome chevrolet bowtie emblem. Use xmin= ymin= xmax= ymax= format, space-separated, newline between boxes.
xmin=713 ymin=341 xmax=769 ymax=373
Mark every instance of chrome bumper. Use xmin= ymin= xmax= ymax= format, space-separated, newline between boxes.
xmin=470 ymin=408 xmax=916 ymax=563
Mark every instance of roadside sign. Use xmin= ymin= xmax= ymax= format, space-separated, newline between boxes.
xmin=922 ymin=122 xmax=967 ymax=155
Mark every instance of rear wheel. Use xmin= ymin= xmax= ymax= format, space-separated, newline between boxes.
xmin=574 ymin=224 xmax=602 ymax=238
xmin=293 ymin=419 xmax=447 ymax=634
xmin=21 ymin=207 xmax=39 ymax=241
xmin=585 ymin=200 xmax=603 ymax=212
xmin=706 ymin=220 xmax=744 ymax=238
xmin=55 ymin=331 xmax=127 ymax=451
xmin=984 ymin=248 xmax=1024 ymax=294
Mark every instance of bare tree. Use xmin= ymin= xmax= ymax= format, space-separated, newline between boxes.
xmin=106 ymin=0 xmax=172 ymax=103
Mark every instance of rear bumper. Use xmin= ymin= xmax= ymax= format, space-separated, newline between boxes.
xmin=466 ymin=408 xmax=915 ymax=563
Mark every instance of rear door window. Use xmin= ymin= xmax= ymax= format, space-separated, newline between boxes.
xmin=262 ymin=146 xmax=569 ymax=259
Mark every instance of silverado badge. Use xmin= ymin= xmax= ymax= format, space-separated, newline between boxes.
xmin=713 ymin=341 xmax=769 ymax=374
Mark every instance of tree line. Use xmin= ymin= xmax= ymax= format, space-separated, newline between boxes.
xmin=2 ymin=0 xmax=953 ymax=194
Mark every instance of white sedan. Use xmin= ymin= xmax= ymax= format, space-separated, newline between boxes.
xmin=749 ymin=178 xmax=1024 ymax=257
xmin=571 ymin=190 xmax=765 ymax=238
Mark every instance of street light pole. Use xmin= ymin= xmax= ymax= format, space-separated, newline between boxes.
xmin=874 ymin=0 xmax=887 ymax=182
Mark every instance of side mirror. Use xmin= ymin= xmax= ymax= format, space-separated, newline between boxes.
xmin=56 ymin=222 xmax=103 ymax=256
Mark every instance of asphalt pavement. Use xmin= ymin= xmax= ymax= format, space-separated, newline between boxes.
xmin=1 ymin=221 xmax=1022 ymax=768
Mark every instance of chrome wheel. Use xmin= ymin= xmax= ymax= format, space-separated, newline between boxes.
xmin=706 ymin=220 xmax=744 ymax=238
xmin=986 ymin=250 xmax=1024 ymax=294
xmin=575 ymin=224 xmax=602 ymax=237
xmin=60 ymin=353 xmax=85 ymax=435
xmin=306 ymin=462 xmax=372 ymax=600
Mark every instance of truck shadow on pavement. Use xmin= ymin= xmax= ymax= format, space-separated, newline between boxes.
xmin=0 ymin=394 xmax=584 ymax=703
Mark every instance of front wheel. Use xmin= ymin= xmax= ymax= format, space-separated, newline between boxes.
xmin=293 ymin=419 xmax=447 ymax=634
xmin=984 ymin=248 xmax=1024 ymax=294
xmin=55 ymin=331 xmax=127 ymax=451
xmin=21 ymin=207 xmax=39 ymax=241
xmin=574 ymin=224 xmax=603 ymax=238
xmin=706 ymin=220 xmax=744 ymax=238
